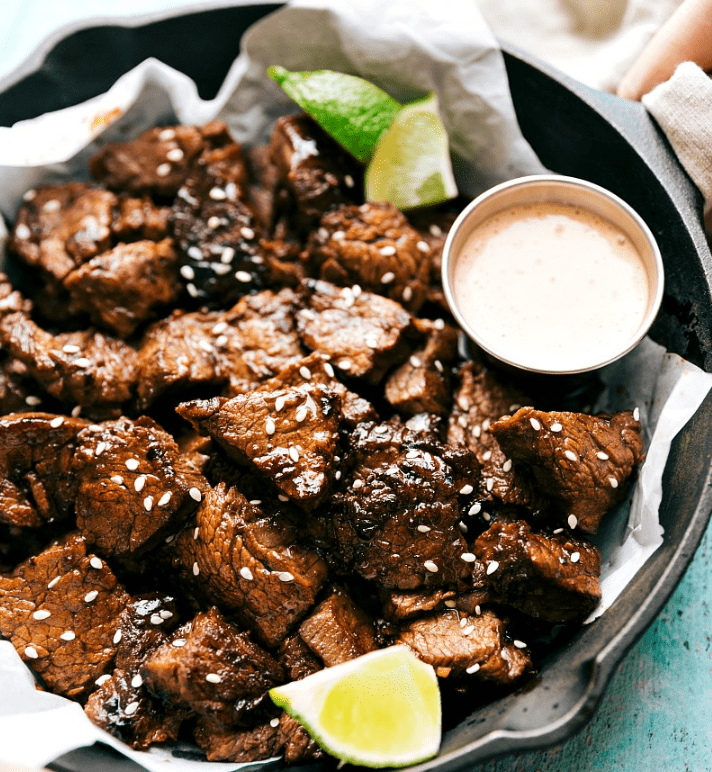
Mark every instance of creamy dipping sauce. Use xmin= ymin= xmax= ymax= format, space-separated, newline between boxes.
xmin=452 ymin=201 xmax=650 ymax=372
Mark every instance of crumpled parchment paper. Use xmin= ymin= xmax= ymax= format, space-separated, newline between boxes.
xmin=0 ymin=1 xmax=710 ymax=770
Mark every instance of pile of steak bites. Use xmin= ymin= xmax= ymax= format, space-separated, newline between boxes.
xmin=0 ymin=116 xmax=644 ymax=763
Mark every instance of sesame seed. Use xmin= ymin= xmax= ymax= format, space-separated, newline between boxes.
xmin=187 ymin=246 xmax=202 ymax=260
xmin=206 ymin=673 xmax=222 ymax=684
xmin=332 ymin=230 xmax=345 ymax=241
xmin=236 ymin=226 xmax=254 ymax=241
xmin=289 ymin=446 xmax=300 ymax=463
xmin=180 ymin=265 xmax=195 ymax=280
xmin=513 ymin=640 xmax=527 ymax=649
xmin=473 ymin=425 xmax=482 ymax=438
xmin=486 ymin=561 xmax=499 ymax=575
xmin=299 ymin=366 xmax=312 ymax=380
xmin=171 ymin=638 xmax=186 ymax=648
xmin=375 ymin=426 xmax=388 ymax=434
xmin=134 ymin=476 xmax=146 ymax=493
xmin=429 ymin=224 xmax=443 ymax=237
xmin=417 ymin=240 xmax=430 ymax=253
xmin=296 ymin=407 xmax=308 ymax=422
xmin=486 ymin=478 xmax=494 ymax=492
xmin=193 ymin=527 xmax=200 ymax=540
xmin=502 ymin=459 xmax=513 ymax=472
xmin=459 ymin=617 xmax=469 ymax=629
xmin=131 ymin=674 xmax=143 ymax=688
xmin=93 ymin=441 xmax=107 ymax=457
xmin=475 ymin=605 xmax=481 ymax=615
xmin=553 ymin=528 xmax=564 ymax=534
xmin=110 ymin=476 xmax=124 ymax=488
xmin=144 ymin=496 xmax=154 ymax=511
xmin=597 ymin=451 xmax=609 ymax=460
xmin=568 ymin=515 xmax=578 ymax=529
xmin=235 ymin=270 xmax=252 ymax=283
xmin=32 ymin=609 xmax=51 ymax=620
xmin=24 ymin=646 xmax=39 ymax=659
xmin=158 ymin=492 xmax=172 ymax=506
xmin=424 ymin=560 xmax=439 ymax=573
xmin=225 ymin=182 xmax=237 ymax=200
xmin=96 ymin=674 xmax=111 ymax=686
xmin=366 ymin=337 xmax=378 ymax=348
xmin=90 ymin=557 xmax=103 ymax=570
xmin=240 ymin=566 xmax=254 ymax=581
xmin=344 ymin=174 xmax=355 ymax=188
xmin=23 ymin=189 xmax=37 ymax=201
xmin=270 ymin=717 xmax=281 ymax=728
xmin=459 ymin=521 xmax=468 ymax=532
xmin=417 ymin=525 xmax=431 ymax=533
xmin=551 ymin=422 xmax=563 ymax=432
xmin=571 ymin=552 xmax=581 ymax=563
xmin=483 ymin=512 xmax=491 ymax=522
xmin=158 ymin=128 xmax=176 ymax=141
xmin=207 ymin=216 xmax=222 ymax=229
xmin=43 ymin=199 xmax=61 ymax=213
xmin=335 ymin=470 xmax=342 ymax=480
xmin=468 ymin=502 xmax=482 ymax=516
xmin=466 ymin=663 xmax=481 ymax=674
xmin=406 ymin=450 xmax=419 ymax=459
xmin=462 ymin=625 xmax=475 ymax=636
xmin=125 ymin=459 xmax=139 ymax=471
xmin=84 ymin=590 xmax=98 ymax=603
xmin=482 ymin=419 xmax=491 ymax=432
xmin=186 ymin=283 xmax=199 ymax=298
xmin=324 ymin=362 xmax=335 ymax=378
xmin=49 ymin=416 xmax=64 ymax=428
xmin=633 ymin=407 xmax=640 ymax=421
xmin=401 ymin=286 xmax=413 ymax=302
xmin=379 ymin=245 xmax=397 ymax=256
xmin=47 ymin=576 xmax=61 ymax=589
xmin=278 ymin=572 xmax=295 ymax=582
xmin=60 ymin=631 xmax=75 ymax=641
xmin=529 ymin=417 xmax=541 ymax=431
xmin=124 ymin=701 xmax=140 ymax=716
xmin=381 ymin=271 xmax=396 ymax=284
xmin=221 ymin=247 xmax=235 ymax=263
xmin=156 ymin=162 xmax=171 ymax=177
xmin=209 ymin=187 xmax=227 ymax=200
xmin=74 ymin=357 xmax=91 ymax=368
xmin=113 ymin=629 xmax=123 ymax=644
xmin=434 ymin=318 xmax=445 ymax=330
xmin=249 ymin=500 xmax=262 ymax=506
xmin=459 ymin=484 xmax=474 ymax=495
xmin=215 ymin=335 xmax=228 ymax=347
xmin=189 ymin=487 xmax=202 ymax=502
xmin=434 ymin=359 xmax=444 ymax=373
xmin=166 ymin=147 xmax=184 ymax=162
xmin=25 ymin=395 xmax=41 ymax=406
xmin=150 ymin=614 xmax=164 ymax=625
xmin=193 ymin=562 xmax=200 ymax=576
xmin=265 ymin=417 xmax=276 ymax=435
xmin=409 ymin=356 xmax=422 ymax=368
xmin=352 ymin=479 xmax=364 ymax=489
xmin=564 ymin=450 xmax=578 ymax=462
xmin=338 ymin=359 xmax=352 ymax=371
xmin=461 ymin=553 xmax=476 ymax=563
xmin=62 ymin=344 xmax=80 ymax=354
xmin=609 ymin=477 xmax=619 ymax=488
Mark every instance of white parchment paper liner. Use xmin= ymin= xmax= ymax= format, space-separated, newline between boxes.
xmin=0 ymin=1 xmax=710 ymax=769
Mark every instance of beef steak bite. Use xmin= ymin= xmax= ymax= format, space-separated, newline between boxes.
xmin=0 ymin=412 xmax=88 ymax=528
xmin=320 ymin=421 xmax=479 ymax=590
xmin=63 ymin=238 xmax=182 ymax=338
xmin=0 ymin=312 xmax=137 ymax=418
xmin=303 ymin=202 xmax=431 ymax=312
xmin=0 ymin=534 xmax=129 ymax=699
xmin=114 ymin=593 xmax=180 ymax=671
xmin=385 ymin=318 xmax=459 ymax=417
xmin=177 ymin=384 xmax=341 ymax=508
xmin=9 ymin=183 xmax=116 ymax=282
xmin=89 ymin=124 xmax=206 ymax=196
xmin=172 ymin=483 xmax=329 ymax=648
xmin=72 ymin=417 xmax=207 ymax=558
xmin=142 ymin=607 xmax=285 ymax=727
xmin=490 ymin=407 xmax=644 ymax=534
xmin=297 ymin=585 xmax=379 ymax=667
xmin=397 ymin=609 xmax=531 ymax=684
xmin=111 ymin=195 xmax=171 ymax=242
xmin=296 ymin=279 xmax=418 ymax=384
xmin=474 ymin=519 xmax=601 ymax=623
xmin=277 ymin=633 xmax=323 ymax=682
xmin=448 ymin=363 xmax=544 ymax=511
xmin=269 ymin=114 xmax=362 ymax=232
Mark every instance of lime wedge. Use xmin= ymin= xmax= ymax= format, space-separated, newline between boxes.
xmin=270 ymin=646 xmax=441 ymax=768
xmin=365 ymin=93 xmax=458 ymax=210
xmin=268 ymin=66 xmax=401 ymax=163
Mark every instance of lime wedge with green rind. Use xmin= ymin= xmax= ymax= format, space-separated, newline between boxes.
xmin=365 ymin=92 xmax=458 ymax=210
xmin=270 ymin=646 xmax=441 ymax=768
xmin=268 ymin=66 xmax=401 ymax=163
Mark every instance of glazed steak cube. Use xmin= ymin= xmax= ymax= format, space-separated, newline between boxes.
xmin=172 ymin=484 xmax=329 ymax=647
xmin=114 ymin=593 xmax=181 ymax=671
xmin=64 ymin=238 xmax=181 ymax=338
xmin=397 ymin=609 xmax=531 ymax=684
xmin=89 ymin=124 xmax=206 ymax=196
xmin=0 ymin=412 xmax=88 ymax=528
xmin=296 ymin=279 xmax=417 ymax=384
xmin=177 ymin=384 xmax=341 ymax=507
xmin=0 ymin=534 xmax=129 ymax=699
xmin=474 ymin=519 xmax=602 ymax=623
xmin=9 ymin=183 xmax=115 ymax=282
xmin=142 ymin=607 xmax=285 ymax=727
xmin=72 ymin=417 xmax=206 ymax=557
xmin=277 ymin=634 xmax=322 ymax=682
xmin=490 ymin=407 xmax=644 ymax=533
xmin=304 ymin=202 xmax=431 ymax=312
xmin=0 ymin=312 xmax=137 ymax=417
xmin=297 ymin=586 xmax=378 ymax=667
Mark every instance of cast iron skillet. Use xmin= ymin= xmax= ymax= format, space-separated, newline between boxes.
xmin=1 ymin=4 xmax=711 ymax=771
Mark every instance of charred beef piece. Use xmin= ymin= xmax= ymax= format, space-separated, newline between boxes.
xmin=142 ymin=607 xmax=285 ymax=727
xmin=380 ymin=582 xmax=492 ymax=623
xmin=448 ymin=362 xmax=545 ymax=511
xmin=111 ymin=195 xmax=171 ymax=242
xmin=114 ymin=593 xmax=181 ymax=671
xmin=0 ymin=534 xmax=129 ymax=699
xmin=0 ymin=312 xmax=137 ymax=418
xmin=473 ymin=519 xmax=601 ymax=623
xmin=397 ymin=609 xmax=531 ymax=684
xmin=490 ymin=407 xmax=644 ymax=533
xmin=171 ymin=483 xmax=329 ymax=648
xmin=0 ymin=412 xmax=87 ymax=528
xmin=296 ymin=279 xmax=418 ymax=384
xmin=319 ymin=420 xmax=479 ymax=590
xmin=89 ymin=124 xmax=206 ymax=197
xmin=269 ymin=114 xmax=362 ymax=233
xmin=277 ymin=633 xmax=323 ymax=682
xmin=297 ymin=585 xmax=379 ymax=667
xmin=72 ymin=417 xmax=206 ymax=558
xmin=177 ymin=384 xmax=341 ymax=509
xmin=9 ymin=183 xmax=115 ymax=283
xmin=303 ymin=202 xmax=431 ymax=312
xmin=385 ymin=318 xmax=459 ymax=417
xmin=63 ymin=238 xmax=182 ymax=338
xmin=170 ymin=122 xmax=272 ymax=305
